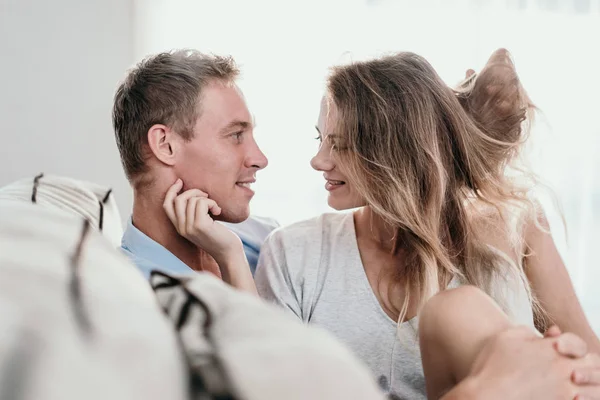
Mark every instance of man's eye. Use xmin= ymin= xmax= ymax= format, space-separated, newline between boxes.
xmin=314 ymin=135 xmax=322 ymax=142
xmin=232 ymin=131 xmax=243 ymax=142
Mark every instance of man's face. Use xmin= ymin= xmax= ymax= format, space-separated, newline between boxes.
xmin=174 ymin=81 xmax=268 ymax=223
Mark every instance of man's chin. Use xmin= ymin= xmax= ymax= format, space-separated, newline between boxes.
xmin=213 ymin=207 xmax=250 ymax=224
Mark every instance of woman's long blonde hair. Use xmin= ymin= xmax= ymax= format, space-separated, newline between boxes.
xmin=326 ymin=49 xmax=543 ymax=323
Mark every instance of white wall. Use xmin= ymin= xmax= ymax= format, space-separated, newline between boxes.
xmin=0 ymin=0 xmax=134 ymax=222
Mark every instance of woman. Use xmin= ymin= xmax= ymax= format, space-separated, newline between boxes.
xmin=254 ymin=49 xmax=600 ymax=398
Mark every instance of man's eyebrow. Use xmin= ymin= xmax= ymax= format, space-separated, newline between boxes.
xmin=220 ymin=120 xmax=252 ymax=134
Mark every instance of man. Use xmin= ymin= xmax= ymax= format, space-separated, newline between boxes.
xmin=112 ymin=50 xmax=270 ymax=292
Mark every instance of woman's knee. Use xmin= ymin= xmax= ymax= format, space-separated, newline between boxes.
xmin=419 ymin=286 xmax=489 ymax=341
xmin=420 ymin=286 xmax=514 ymax=394
xmin=419 ymin=285 xmax=513 ymax=365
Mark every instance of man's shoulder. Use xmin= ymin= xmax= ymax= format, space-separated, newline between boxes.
xmin=120 ymin=246 xmax=159 ymax=279
xmin=120 ymin=218 xmax=195 ymax=279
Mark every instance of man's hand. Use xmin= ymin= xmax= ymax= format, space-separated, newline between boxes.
xmin=162 ymin=179 xmax=257 ymax=294
xmin=163 ymin=179 xmax=257 ymax=295
xmin=459 ymin=326 xmax=600 ymax=400
xmin=163 ymin=179 xmax=242 ymax=265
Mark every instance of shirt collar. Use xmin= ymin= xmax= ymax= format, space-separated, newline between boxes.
xmin=121 ymin=217 xmax=193 ymax=275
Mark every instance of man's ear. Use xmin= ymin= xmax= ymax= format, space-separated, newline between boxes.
xmin=147 ymin=124 xmax=179 ymax=166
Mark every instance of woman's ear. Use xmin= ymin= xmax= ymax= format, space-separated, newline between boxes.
xmin=147 ymin=124 xmax=178 ymax=166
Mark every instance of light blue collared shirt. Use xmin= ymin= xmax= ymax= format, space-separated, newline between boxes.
xmin=121 ymin=216 xmax=279 ymax=279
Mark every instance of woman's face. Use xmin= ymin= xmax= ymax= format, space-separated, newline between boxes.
xmin=310 ymin=97 xmax=366 ymax=211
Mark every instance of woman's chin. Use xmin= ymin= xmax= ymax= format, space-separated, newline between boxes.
xmin=327 ymin=196 xmax=356 ymax=211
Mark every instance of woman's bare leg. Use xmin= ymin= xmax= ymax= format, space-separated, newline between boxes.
xmin=419 ymin=286 xmax=516 ymax=399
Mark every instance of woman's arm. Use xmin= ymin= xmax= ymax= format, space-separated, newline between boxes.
xmin=524 ymin=211 xmax=600 ymax=353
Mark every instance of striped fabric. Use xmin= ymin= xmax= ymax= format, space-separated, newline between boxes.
xmin=149 ymin=270 xmax=387 ymax=400
xmin=0 ymin=173 xmax=122 ymax=247
xmin=151 ymin=271 xmax=239 ymax=400
xmin=0 ymin=202 xmax=188 ymax=400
